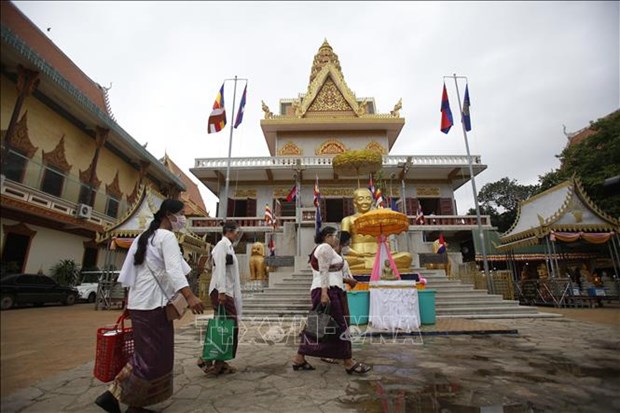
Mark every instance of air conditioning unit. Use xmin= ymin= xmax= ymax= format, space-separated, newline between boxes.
xmin=76 ymin=203 xmax=92 ymax=219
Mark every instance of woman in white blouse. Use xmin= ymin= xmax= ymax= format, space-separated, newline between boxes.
xmin=95 ymin=199 xmax=204 ymax=413
xmin=292 ymin=226 xmax=371 ymax=375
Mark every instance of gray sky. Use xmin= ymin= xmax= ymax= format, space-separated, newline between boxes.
xmin=13 ymin=1 xmax=620 ymax=216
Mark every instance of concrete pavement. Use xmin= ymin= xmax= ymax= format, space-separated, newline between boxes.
xmin=1 ymin=315 xmax=619 ymax=413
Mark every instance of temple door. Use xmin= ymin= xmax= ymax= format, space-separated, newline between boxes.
xmin=343 ymin=197 xmax=354 ymax=217
xmin=405 ymin=198 xmax=419 ymax=215
xmin=247 ymin=198 xmax=257 ymax=217
xmin=439 ymin=198 xmax=454 ymax=215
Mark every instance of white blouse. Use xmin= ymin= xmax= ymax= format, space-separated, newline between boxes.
xmin=119 ymin=229 xmax=190 ymax=310
xmin=310 ymin=243 xmax=345 ymax=291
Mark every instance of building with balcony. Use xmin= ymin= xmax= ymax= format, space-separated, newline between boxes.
xmin=190 ymin=40 xmax=494 ymax=270
xmin=0 ymin=2 xmax=192 ymax=274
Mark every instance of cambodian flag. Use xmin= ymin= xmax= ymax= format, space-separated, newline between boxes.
xmin=462 ymin=84 xmax=471 ymax=132
xmin=286 ymin=184 xmax=297 ymax=202
xmin=440 ymin=83 xmax=453 ymax=134
xmin=437 ymin=233 xmax=447 ymax=254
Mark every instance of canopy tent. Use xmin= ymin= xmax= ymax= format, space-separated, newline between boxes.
xmin=496 ymin=178 xmax=619 ymax=279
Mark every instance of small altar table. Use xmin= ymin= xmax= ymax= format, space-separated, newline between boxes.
xmin=368 ymin=280 xmax=421 ymax=332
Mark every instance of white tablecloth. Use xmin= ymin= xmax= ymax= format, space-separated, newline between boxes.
xmin=368 ymin=281 xmax=421 ymax=332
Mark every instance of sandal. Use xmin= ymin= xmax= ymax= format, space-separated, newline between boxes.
xmin=345 ymin=361 xmax=372 ymax=375
xmin=197 ymin=359 xmax=213 ymax=373
xmin=320 ymin=358 xmax=339 ymax=364
xmin=220 ymin=362 xmax=237 ymax=374
xmin=292 ymin=360 xmax=316 ymax=371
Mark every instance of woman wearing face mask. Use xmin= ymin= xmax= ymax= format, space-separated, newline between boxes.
xmin=95 ymin=199 xmax=204 ymax=413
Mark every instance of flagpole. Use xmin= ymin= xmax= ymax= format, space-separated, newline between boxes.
xmin=447 ymin=74 xmax=493 ymax=293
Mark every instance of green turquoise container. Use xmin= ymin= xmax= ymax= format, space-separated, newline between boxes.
xmin=346 ymin=291 xmax=370 ymax=325
xmin=418 ymin=289 xmax=437 ymax=325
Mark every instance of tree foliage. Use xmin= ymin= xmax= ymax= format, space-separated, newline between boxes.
xmin=468 ymin=177 xmax=539 ymax=233
xmin=539 ymin=110 xmax=620 ymax=217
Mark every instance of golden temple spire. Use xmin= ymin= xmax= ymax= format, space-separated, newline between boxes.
xmin=309 ymin=39 xmax=342 ymax=83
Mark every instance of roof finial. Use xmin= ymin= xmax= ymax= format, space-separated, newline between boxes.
xmin=309 ymin=39 xmax=342 ymax=83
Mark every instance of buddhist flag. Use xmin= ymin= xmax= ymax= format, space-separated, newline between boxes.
xmin=208 ymin=83 xmax=226 ymax=133
xmin=233 ymin=84 xmax=247 ymax=129
xmin=264 ymin=203 xmax=273 ymax=227
xmin=286 ymin=184 xmax=297 ymax=202
xmin=440 ymin=83 xmax=453 ymax=134
xmin=462 ymin=84 xmax=471 ymax=132
xmin=268 ymin=237 xmax=275 ymax=256
xmin=375 ymin=187 xmax=384 ymax=208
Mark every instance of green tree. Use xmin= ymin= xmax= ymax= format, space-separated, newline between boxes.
xmin=50 ymin=259 xmax=81 ymax=287
xmin=468 ymin=177 xmax=539 ymax=233
xmin=538 ymin=110 xmax=620 ymax=217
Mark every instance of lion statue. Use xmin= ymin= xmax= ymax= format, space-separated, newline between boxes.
xmin=249 ymin=242 xmax=268 ymax=282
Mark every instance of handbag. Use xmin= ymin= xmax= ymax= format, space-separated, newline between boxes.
xmin=202 ymin=304 xmax=235 ymax=361
xmin=94 ymin=313 xmax=134 ymax=382
xmin=305 ymin=302 xmax=338 ymax=342
xmin=146 ymin=262 xmax=188 ymax=321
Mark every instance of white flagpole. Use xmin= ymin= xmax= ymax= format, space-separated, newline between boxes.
xmin=447 ymin=74 xmax=493 ymax=293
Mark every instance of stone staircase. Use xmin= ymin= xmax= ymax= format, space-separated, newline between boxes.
xmin=242 ymin=269 xmax=555 ymax=320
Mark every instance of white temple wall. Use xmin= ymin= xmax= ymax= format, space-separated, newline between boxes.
xmin=276 ymin=131 xmax=388 ymax=156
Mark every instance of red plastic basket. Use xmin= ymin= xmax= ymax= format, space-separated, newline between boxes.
xmin=94 ymin=313 xmax=134 ymax=382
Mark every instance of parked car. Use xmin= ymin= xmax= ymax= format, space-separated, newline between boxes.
xmin=0 ymin=274 xmax=79 ymax=310
xmin=76 ymin=271 xmax=120 ymax=303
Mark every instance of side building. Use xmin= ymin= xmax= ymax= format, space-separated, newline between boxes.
xmin=0 ymin=2 xmax=187 ymax=274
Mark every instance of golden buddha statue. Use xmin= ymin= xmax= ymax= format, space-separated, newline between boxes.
xmin=341 ymin=188 xmax=412 ymax=275
xmin=381 ymin=259 xmax=398 ymax=280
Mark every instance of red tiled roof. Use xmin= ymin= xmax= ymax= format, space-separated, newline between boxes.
xmin=161 ymin=155 xmax=209 ymax=217
xmin=1 ymin=1 xmax=109 ymax=115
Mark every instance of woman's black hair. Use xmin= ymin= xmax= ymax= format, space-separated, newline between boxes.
xmin=222 ymin=220 xmax=239 ymax=235
xmin=314 ymin=226 xmax=337 ymax=244
xmin=339 ymin=231 xmax=351 ymax=246
xmin=134 ymin=199 xmax=184 ymax=265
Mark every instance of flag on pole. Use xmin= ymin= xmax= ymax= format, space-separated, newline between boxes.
xmin=313 ymin=175 xmax=320 ymax=208
xmin=462 ymin=84 xmax=471 ymax=132
xmin=440 ymin=83 xmax=453 ymax=134
xmin=375 ymin=187 xmax=384 ymax=208
xmin=286 ymin=184 xmax=298 ymax=202
xmin=208 ymin=83 xmax=226 ymax=134
xmin=314 ymin=175 xmax=322 ymax=236
xmin=233 ymin=84 xmax=247 ymax=129
xmin=368 ymin=174 xmax=376 ymax=198
xmin=389 ymin=197 xmax=398 ymax=211
xmin=415 ymin=203 xmax=425 ymax=225
xmin=274 ymin=199 xmax=282 ymax=229
xmin=264 ymin=203 xmax=273 ymax=227
xmin=436 ymin=233 xmax=447 ymax=254
xmin=268 ymin=237 xmax=275 ymax=256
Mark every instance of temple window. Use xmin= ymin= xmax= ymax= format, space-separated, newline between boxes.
xmin=105 ymin=196 xmax=119 ymax=218
xmin=4 ymin=149 xmax=28 ymax=183
xmin=40 ymin=165 xmax=65 ymax=197
xmin=78 ymin=184 xmax=97 ymax=207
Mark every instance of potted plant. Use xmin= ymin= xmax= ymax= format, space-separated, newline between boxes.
xmin=50 ymin=259 xmax=81 ymax=287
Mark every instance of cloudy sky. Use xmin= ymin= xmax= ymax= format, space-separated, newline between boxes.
xmin=13 ymin=1 xmax=619 ymax=216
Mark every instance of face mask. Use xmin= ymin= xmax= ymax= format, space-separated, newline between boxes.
xmin=171 ymin=214 xmax=187 ymax=232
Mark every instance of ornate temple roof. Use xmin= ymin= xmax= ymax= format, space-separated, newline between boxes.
xmin=161 ymin=154 xmax=209 ymax=217
xmin=309 ymin=39 xmax=343 ymax=83
xmin=498 ymin=178 xmax=619 ymax=251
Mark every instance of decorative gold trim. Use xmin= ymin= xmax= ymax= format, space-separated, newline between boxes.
xmin=106 ymin=171 xmax=123 ymax=199
xmin=42 ymin=135 xmax=72 ymax=173
xmin=307 ymin=78 xmax=353 ymax=112
xmin=277 ymin=142 xmax=303 ymax=156
xmin=79 ymin=162 xmax=101 ymax=189
xmin=299 ymin=62 xmax=362 ymax=118
xmin=365 ymin=141 xmax=386 ymax=155
xmin=234 ymin=189 xmax=257 ymax=198
xmin=6 ymin=112 xmax=38 ymax=158
xmin=316 ymin=139 xmax=346 ymax=155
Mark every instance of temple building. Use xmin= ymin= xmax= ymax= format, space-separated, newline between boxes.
xmin=0 ymin=2 xmax=207 ymax=274
xmin=190 ymin=40 xmax=493 ymax=272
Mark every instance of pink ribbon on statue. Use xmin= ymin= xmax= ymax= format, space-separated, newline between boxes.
xmin=370 ymin=235 xmax=401 ymax=281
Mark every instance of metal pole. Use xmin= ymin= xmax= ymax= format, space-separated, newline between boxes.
xmin=448 ymin=74 xmax=492 ymax=293
xmin=220 ymin=76 xmax=239 ymax=220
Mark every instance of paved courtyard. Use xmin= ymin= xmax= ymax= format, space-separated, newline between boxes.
xmin=1 ymin=308 xmax=619 ymax=413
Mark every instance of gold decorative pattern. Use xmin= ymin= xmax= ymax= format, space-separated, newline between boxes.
xmin=79 ymin=162 xmax=101 ymax=189
xmin=234 ymin=189 xmax=257 ymax=198
xmin=6 ymin=112 xmax=38 ymax=158
xmin=316 ymin=139 xmax=346 ymax=155
xmin=365 ymin=141 xmax=387 ymax=155
xmin=127 ymin=182 xmax=139 ymax=206
xmin=307 ymin=78 xmax=353 ymax=112
xmin=416 ymin=187 xmax=440 ymax=197
xmin=261 ymin=100 xmax=273 ymax=119
xmin=390 ymin=98 xmax=402 ymax=117
xmin=277 ymin=142 xmax=303 ymax=156
xmin=309 ymin=39 xmax=342 ymax=83
xmin=42 ymin=135 xmax=72 ymax=173
xmin=106 ymin=171 xmax=123 ymax=199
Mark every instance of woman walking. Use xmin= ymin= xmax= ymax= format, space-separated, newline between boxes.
xmin=95 ymin=199 xmax=204 ymax=413
xmin=292 ymin=226 xmax=371 ymax=375
xmin=197 ymin=220 xmax=243 ymax=376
